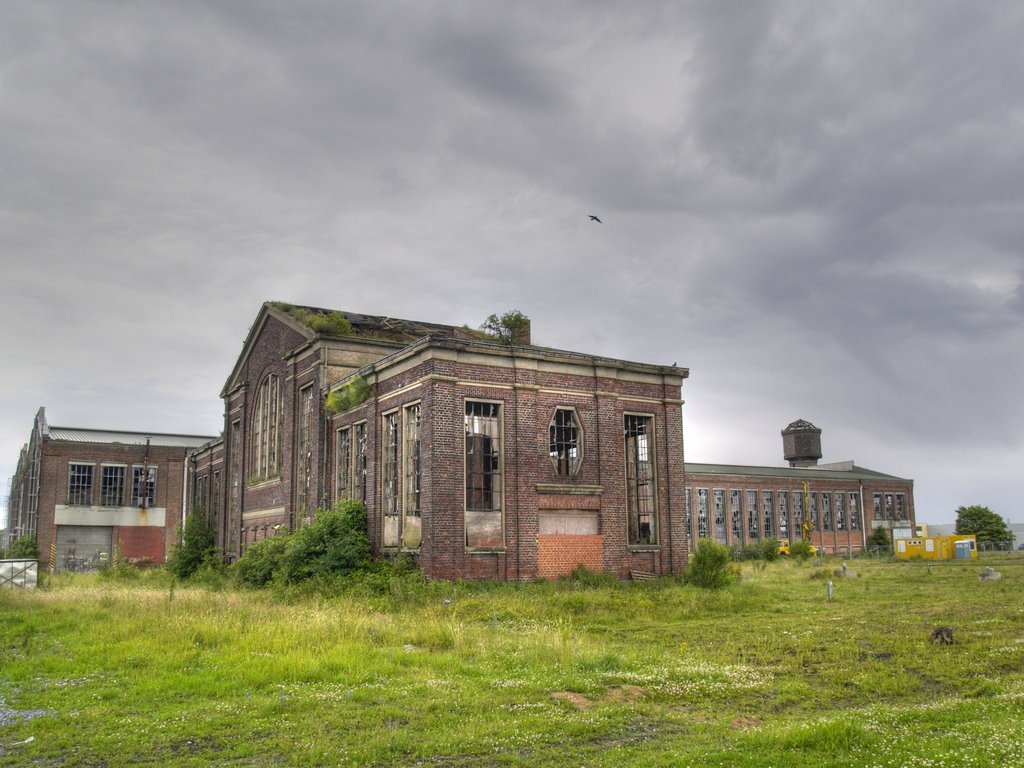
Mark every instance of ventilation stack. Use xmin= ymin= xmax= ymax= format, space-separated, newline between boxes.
xmin=782 ymin=419 xmax=822 ymax=467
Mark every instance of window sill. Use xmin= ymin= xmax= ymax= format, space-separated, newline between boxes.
xmin=466 ymin=548 xmax=506 ymax=554
xmin=247 ymin=476 xmax=281 ymax=490
xmin=627 ymin=545 xmax=661 ymax=553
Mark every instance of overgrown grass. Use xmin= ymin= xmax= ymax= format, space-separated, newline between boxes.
xmin=1 ymin=555 xmax=1022 ymax=766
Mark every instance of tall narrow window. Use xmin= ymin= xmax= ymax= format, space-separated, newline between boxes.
xmin=296 ymin=385 xmax=314 ymax=518
xmin=132 ymin=466 xmax=157 ymax=507
xmin=835 ymin=492 xmax=846 ymax=531
xmin=335 ymin=428 xmax=351 ymax=500
xmin=730 ymin=490 xmax=743 ymax=542
xmin=354 ymin=422 xmax=367 ymax=503
xmin=873 ymin=493 xmax=883 ymax=522
xmin=794 ymin=490 xmax=805 ymax=536
xmin=549 ymin=408 xmax=582 ymax=476
xmin=747 ymin=490 xmax=759 ymax=539
xmin=696 ymin=488 xmax=709 ymax=540
xmin=895 ymin=493 xmax=906 ymax=520
xmin=465 ymin=401 xmax=503 ymax=548
xmin=713 ymin=489 xmax=726 ymax=542
xmin=403 ymin=404 xmax=422 ymax=549
xmin=68 ymin=463 xmax=94 ymax=506
xmin=762 ymin=490 xmax=775 ymax=538
xmin=884 ymin=493 xmax=894 ymax=520
xmin=211 ymin=470 xmax=221 ymax=526
xmin=251 ymin=374 xmax=281 ymax=480
xmin=624 ymin=415 xmax=657 ymax=545
xmin=684 ymin=487 xmax=692 ymax=538
xmin=778 ymin=491 xmax=789 ymax=539
xmin=849 ymin=492 xmax=860 ymax=530
xmin=809 ymin=492 xmax=818 ymax=530
xmin=101 ymin=465 xmax=126 ymax=507
xmin=229 ymin=420 xmax=241 ymax=556
xmin=382 ymin=412 xmax=400 ymax=548
xmin=821 ymin=492 xmax=832 ymax=531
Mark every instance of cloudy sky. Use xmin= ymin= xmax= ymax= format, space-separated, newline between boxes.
xmin=2 ymin=1 xmax=1022 ymax=527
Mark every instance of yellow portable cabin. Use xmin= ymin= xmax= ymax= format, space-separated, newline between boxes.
xmin=895 ymin=534 xmax=977 ymax=560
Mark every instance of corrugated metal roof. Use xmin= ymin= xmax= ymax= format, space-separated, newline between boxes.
xmin=686 ymin=462 xmax=908 ymax=482
xmin=46 ymin=427 xmax=215 ymax=449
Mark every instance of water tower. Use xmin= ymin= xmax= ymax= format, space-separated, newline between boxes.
xmin=782 ymin=419 xmax=822 ymax=467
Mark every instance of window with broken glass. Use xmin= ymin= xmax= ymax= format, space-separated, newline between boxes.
xmin=403 ymin=404 xmax=422 ymax=549
xmin=251 ymin=374 xmax=281 ymax=480
xmin=465 ymin=401 xmax=503 ymax=548
xmin=821 ymin=491 xmax=832 ymax=531
xmin=695 ymin=488 xmax=709 ymax=540
xmin=335 ymin=427 xmax=351 ymax=500
xmin=713 ymin=489 xmax=726 ymax=542
xmin=68 ymin=463 xmax=94 ymax=506
xmin=549 ymin=407 xmax=582 ymax=476
xmin=730 ymin=489 xmax=743 ymax=542
xmin=835 ymin=492 xmax=846 ymax=531
xmin=884 ymin=493 xmax=895 ymax=520
xmin=132 ymin=465 xmax=157 ymax=507
xmin=382 ymin=412 xmax=401 ymax=548
xmin=794 ymin=490 xmax=805 ymax=534
xmin=295 ymin=385 xmax=314 ymax=518
xmin=873 ymin=492 xmax=883 ymax=521
xmin=354 ymin=422 xmax=367 ymax=503
xmin=746 ymin=490 xmax=759 ymax=539
xmin=809 ymin=491 xmax=818 ymax=530
xmin=624 ymin=415 xmax=657 ymax=545
xmin=684 ymin=487 xmax=692 ymax=538
xmin=849 ymin=492 xmax=860 ymax=530
xmin=895 ymin=493 xmax=906 ymax=520
xmin=778 ymin=490 xmax=789 ymax=538
xmin=762 ymin=490 xmax=775 ymax=538
xmin=101 ymin=465 xmax=126 ymax=507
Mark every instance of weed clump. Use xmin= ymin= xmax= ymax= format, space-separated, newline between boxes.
xmin=684 ymin=539 xmax=738 ymax=589
xmin=168 ymin=507 xmax=218 ymax=580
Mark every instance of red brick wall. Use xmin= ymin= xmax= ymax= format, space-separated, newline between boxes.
xmin=116 ymin=526 xmax=166 ymax=563
xmin=537 ymin=534 xmax=603 ymax=579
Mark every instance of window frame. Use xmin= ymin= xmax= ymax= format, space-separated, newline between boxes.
xmin=132 ymin=464 xmax=157 ymax=508
xmin=549 ymin=406 xmax=583 ymax=477
xmin=464 ymin=399 xmax=504 ymax=550
xmin=250 ymin=374 xmax=282 ymax=481
xmin=624 ymin=412 xmax=658 ymax=546
xmin=100 ymin=463 xmax=126 ymax=508
xmin=67 ymin=462 xmax=95 ymax=506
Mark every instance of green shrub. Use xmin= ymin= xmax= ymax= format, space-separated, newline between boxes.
xmin=9 ymin=536 xmax=38 ymax=559
xmin=790 ymin=539 xmax=815 ymax=560
xmin=759 ymin=537 xmax=782 ymax=562
xmin=324 ymin=376 xmax=371 ymax=414
xmin=685 ymin=539 xmax=738 ymax=589
xmin=279 ymin=499 xmax=372 ymax=584
xmin=234 ymin=534 xmax=289 ymax=588
xmin=867 ymin=526 xmax=890 ymax=547
xmin=168 ymin=508 xmax=217 ymax=580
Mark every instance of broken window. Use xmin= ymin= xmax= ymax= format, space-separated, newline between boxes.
xmin=624 ymin=415 xmax=657 ymax=545
xmin=835 ymin=492 xmax=846 ymax=531
xmin=100 ymin=465 xmax=126 ymax=507
xmin=873 ymin=493 xmax=883 ymax=522
xmin=713 ymin=489 xmax=726 ymax=542
xmin=211 ymin=470 xmax=221 ymax=526
xmin=730 ymin=490 xmax=743 ymax=542
xmin=68 ymin=463 xmax=94 ymax=506
xmin=193 ymin=473 xmax=208 ymax=511
xmin=251 ymin=374 xmax=281 ymax=480
xmin=895 ymin=493 xmax=906 ymax=520
xmin=778 ymin=491 xmax=789 ymax=538
xmin=762 ymin=490 xmax=775 ymax=538
xmin=794 ymin=490 xmax=805 ymax=535
xmin=335 ymin=428 xmax=351 ymax=500
xmin=354 ymin=422 xmax=367 ymax=503
xmin=849 ymin=492 xmax=860 ymax=530
xmin=695 ymin=488 xmax=709 ymax=539
xmin=466 ymin=401 xmax=503 ymax=548
xmin=295 ymin=385 xmax=314 ymax=519
xmin=746 ymin=490 xmax=759 ymax=539
xmin=403 ymin=404 xmax=422 ymax=549
xmin=809 ymin=492 xmax=818 ymax=530
xmin=382 ymin=411 xmax=400 ymax=548
xmin=821 ymin=492 xmax=832 ymax=531
xmin=549 ymin=408 xmax=582 ymax=476
xmin=884 ymin=493 xmax=895 ymax=520
xmin=684 ymin=487 xmax=692 ymax=538
xmin=229 ymin=420 xmax=241 ymax=556
xmin=132 ymin=465 xmax=157 ymax=508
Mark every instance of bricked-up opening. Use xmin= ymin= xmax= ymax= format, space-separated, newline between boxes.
xmin=131 ymin=465 xmax=156 ymax=508
xmin=100 ymin=465 xmax=125 ymax=507
xmin=624 ymin=414 xmax=657 ymax=545
xmin=549 ymin=408 xmax=581 ymax=477
xmin=403 ymin=403 xmax=422 ymax=549
xmin=68 ymin=463 xmax=93 ymax=506
xmin=465 ymin=401 xmax=502 ymax=548
xmin=382 ymin=412 xmax=400 ymax=547
xmin=251 ymin=374 xmax=281 ymax=480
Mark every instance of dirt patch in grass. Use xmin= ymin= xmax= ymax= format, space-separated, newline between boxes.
xmin=730 ymin=716 xmax=763 ymax=730
xmin=552 ymin=684 xmax=646 ymax=709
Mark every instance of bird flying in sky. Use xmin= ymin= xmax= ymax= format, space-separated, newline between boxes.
xmin=589 ymin=215 xmax=602 ymax=223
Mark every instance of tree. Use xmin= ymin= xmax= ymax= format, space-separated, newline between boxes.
xmin=867 ymin=526 xmax=889 ymax=547
xmin=480 ymin=310 xmax=530 ymax=344
xmin=955 ymin=505 xmax=1011 ymax=545
xmin=9 ymin=536 xmax=38 ymax=559
xmin=168 ymin=507 xmax=217 ymax=579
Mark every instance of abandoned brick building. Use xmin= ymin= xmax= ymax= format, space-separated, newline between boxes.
xmin=188 ymin=302 xmax=689 ymax=580
xmin=683 ymin=419 xmax=915 ymax=556
xmin=4 ymin=407 xmax=213 ymax=570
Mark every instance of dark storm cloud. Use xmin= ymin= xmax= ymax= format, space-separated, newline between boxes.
xmin=1 ymin=1 xmax=1022 ymax=526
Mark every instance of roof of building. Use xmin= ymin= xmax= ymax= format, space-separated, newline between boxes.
xmin=685 ymin=461 xmax=910 ymax=483
xmin=46 ymin=427 xmax=215 ymax=449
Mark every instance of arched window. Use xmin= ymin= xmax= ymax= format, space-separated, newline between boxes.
xmin=251 ymin=374 xmax=281 ymax=480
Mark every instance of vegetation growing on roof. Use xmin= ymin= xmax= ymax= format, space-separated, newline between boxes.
xmin=325 ymin=376 xmax=371 ymax=415
xmin=271 ymin=302 xmax=353 ymax=336
xmin=479 ymin=309 xmax=530 ymax=344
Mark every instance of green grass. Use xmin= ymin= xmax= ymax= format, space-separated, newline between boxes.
xmin=1 ymin=555 xmax=1022 ymax=767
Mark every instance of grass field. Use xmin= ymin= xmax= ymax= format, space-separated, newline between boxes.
xmin=1 ymin=554 xmax=1022 ymax=767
